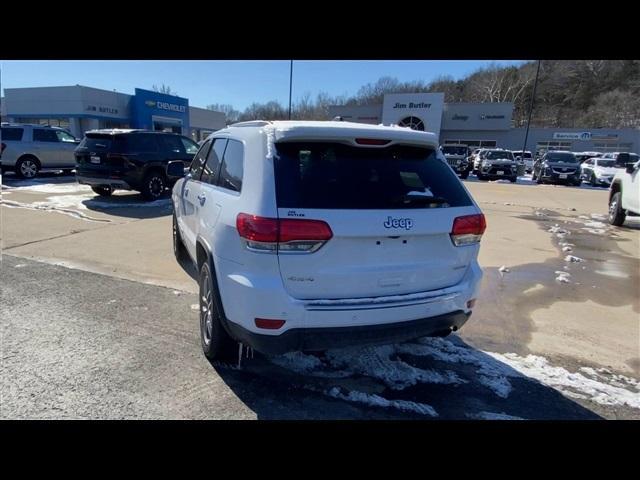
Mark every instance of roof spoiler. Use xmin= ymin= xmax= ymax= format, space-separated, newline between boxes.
xmin=228 ymin=120 xmax=272 ymax=128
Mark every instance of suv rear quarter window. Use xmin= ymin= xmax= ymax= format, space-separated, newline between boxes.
xmin=274 ymin=142 xmax=473 ymax=209
xmin=218 ymin=139 xmax=244 ymax=192
xmin=1 ymin=127 xmax=24 ymax=141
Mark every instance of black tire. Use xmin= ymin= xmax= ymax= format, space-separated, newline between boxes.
xmin=460 ymin=170 xmax=469 ymax=180
xmin=172 ymin=212 xmax=188 ymax=261
xmin=608 ymin=192 xmax=626 ymax=226
xmin=15 ymin=156 xmax=39 ymax=179
xmin=199 ymin=260 xmax=237 ymax=361
xmin=91 ymin=186 xmax=113 ymax=196
xmin=509 ymin=176 xmax=517 ymax=183
xmin=476 ymin=173 xmax=485 ymax=181
xmin=141 ymin=171 xmax=167 ymax=201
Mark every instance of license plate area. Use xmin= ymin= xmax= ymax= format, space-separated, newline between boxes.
xmin=90 ymin=156 xmax=101 ymax=164
xmin=559 ymin=174 xmax=568 ymax=179
xmin=497 ymin=170 xmax=504 ymax=175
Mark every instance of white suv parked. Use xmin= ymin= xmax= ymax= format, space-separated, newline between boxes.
xmin=1 ymin=123 xmax=80 ymax=178
xmin=608 ymin=156 xmax=640 ymax=226
xmin=170 ymin=120 xmax=485 ymax=360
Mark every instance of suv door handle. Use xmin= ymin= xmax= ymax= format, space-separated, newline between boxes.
xmin=197 ymin=194 xmax=206 ymax=206
xmin=184 ymin=188 xmax=189 ymax=197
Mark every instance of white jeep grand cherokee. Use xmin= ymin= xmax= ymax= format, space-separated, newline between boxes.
xmin=170 ymin=120 xmax=485 ymax=360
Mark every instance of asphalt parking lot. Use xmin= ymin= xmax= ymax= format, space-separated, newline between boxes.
xmin=1 ymin=171 xmax=639 ymax=419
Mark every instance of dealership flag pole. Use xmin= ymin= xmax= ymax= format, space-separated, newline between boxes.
xmin=288 ymin=60 xmax=293 ymax=120
xmin=522 ymin=60 xmax=541 ymax=158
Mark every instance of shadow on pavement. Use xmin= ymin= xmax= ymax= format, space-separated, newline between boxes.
xmin=81 ymin=192 xmax=173 ymax=220
xmin=208 ymin=336 xmax=603 ymax=420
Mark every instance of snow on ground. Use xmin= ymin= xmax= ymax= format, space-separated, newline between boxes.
xmin=466 ymin=411 xmax=524 ymax=420
xmin=499 ymin=266 xmax=510 ymax=274
xmin=326 ymin=387 xmax=438 ymax=417
xmin=555 ymin=271 xmax=571 ymax=283
xmin=564 ymin=255 xmax=584 ymax=263
xmin=2 ymin=182 xmax=92 ymax=194
xmin=0 ymin=199 xmax=110 ymax=223
xmin=486 ymin=352 xmax=640 ymax=409
xmin=270 ymin=336 xmax=640 ymax=416
xmin=590 ymin=213 xmax=607 ymax=221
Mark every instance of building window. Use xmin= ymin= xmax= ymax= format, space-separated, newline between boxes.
xmin=592 ymin=142 xmax=632 ymax=153
xmin=444 ymin=139 xmax=496 ymax=148
xmin=14 ymin=117 xmax=70 ymax=130
xmin=101 ymin=120 xmax=129 ymax=129
xmin=536 ymin=141 xmax=572 ymax=154
xmin=398 ymin=116 xmax=425 ymax=131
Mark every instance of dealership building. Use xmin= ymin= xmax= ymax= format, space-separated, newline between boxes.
xmin=1 ymin=85 xmax=226 ymax=141
xmin=329 ymin=93 xmax=640 ymax=154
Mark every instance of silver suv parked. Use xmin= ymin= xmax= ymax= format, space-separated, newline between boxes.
xmin=0 ymin=123 xmax=80 ymax=178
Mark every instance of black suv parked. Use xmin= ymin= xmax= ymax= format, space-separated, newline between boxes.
xmin=532 ymin=151 xmax=581 ymax=186
xmin=75 ymin=129 xmax=199 ymax=200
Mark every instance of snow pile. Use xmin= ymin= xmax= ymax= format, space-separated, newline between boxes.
xmin=562 ymin=246 xmax=573 ymax=253
xmin=326 ymin=387 xmax=438 ymax=417
xmin=5 ymin=183 xmax=91 ymax=194
xmin=271 ymin=351 xmax=324 ymax=374
xmin=466 ymin=411 xmax=524 ymax=420
xmin=1 ymin=198 xmax=110 ymax=223
xmin=555 ymin=271 xmax=571 ymax=283
xmin=584 ymin=221 xmax=607 ymax=229
xmin=325 ymin=344 xmax=464 ymax=390
xmin=407 ymin=338 xmax=515 ymax=398
xmin=486 ymin=352 xmax=640 ymax=409
xmin=499 ymin=266 xmax=510 ymax=274
xmin=590 ymin=213 xmax=607 ymax=220
xmin=564 ymin=255 xmax=584 ymax=263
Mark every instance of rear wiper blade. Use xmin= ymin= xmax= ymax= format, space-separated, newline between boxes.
xmin=393 ymin=192 xmax=450 ymax=206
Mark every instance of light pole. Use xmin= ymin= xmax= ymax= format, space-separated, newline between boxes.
xmin=288 ymin=60 xmax=293 ymax=120
xmin=521 ymin=60 xmax=541 ymax=161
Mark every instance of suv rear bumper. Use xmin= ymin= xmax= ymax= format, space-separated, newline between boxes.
xmin=225 ymin=310 xmax=471 ymax=355
xmin=76 ymin=174 xmax=131 ymax=190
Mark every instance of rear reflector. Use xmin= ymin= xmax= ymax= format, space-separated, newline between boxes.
xmin=451 ymin=214 xmax=486 ymax=246
xmin=237 ymin=213 xmax=333 ymax=253
xmin=255 ymin=318 xmax=286 ymax=330
xmin=355 ymin=138 xmax=391 ymax=146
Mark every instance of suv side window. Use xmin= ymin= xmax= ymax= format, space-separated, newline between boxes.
xmin=181 ymin=137 xmax=199 ymax=156
xmin=201 ymin=139 xmax=227 ymax=185
xmin=1 ymin=127 xmax=24 ymax=141
xmin=158 ymin=135 xmax=186 ymax=155
xmin=56 ymin=130 xmax=77 ymax=143
xmin=189 ymin=140 xmax=211 ymax=179
xmin=128 ymin=134 xmax=159 ymax=152
xmin=33 ymin=129 xmax=59 ymax=142
xmin=218 ymin=139 xmax=244 ymax=192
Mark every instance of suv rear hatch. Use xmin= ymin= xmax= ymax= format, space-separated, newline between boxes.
xmin=75 ymin=133 xmax=125 ymax=178
xmin=272 ymin=136 xmax=481 ymax=300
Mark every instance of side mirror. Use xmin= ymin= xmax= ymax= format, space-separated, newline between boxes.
xmin=167 ymin=160 xmax=187 ymax=178
xmin=626 ymin=162 xmax=636 ymax=174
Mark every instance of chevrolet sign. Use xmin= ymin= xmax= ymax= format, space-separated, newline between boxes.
xmin=157 ymin=101 xmax=186 ymax=113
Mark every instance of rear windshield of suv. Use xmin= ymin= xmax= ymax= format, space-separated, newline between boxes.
xmin=274 ymin=142 xmax=473 ymax=209
xmin=80 ymin=134 xmax=113 ymax=150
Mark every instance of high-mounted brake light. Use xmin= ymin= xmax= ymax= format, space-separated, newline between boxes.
xmin=237 ymin=213 xmax=333 ymax=253
xmin=355 ymin=138 xmax=391 ymax=146
xmin=450 ymin=214 xmax=486 ymax=246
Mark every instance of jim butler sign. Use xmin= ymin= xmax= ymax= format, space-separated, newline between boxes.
xmin=382 ymin=93 xmax=445 ymax=138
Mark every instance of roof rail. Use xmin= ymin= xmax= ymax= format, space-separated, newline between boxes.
xmin=228 ymin=120 xmax=272 ymax=128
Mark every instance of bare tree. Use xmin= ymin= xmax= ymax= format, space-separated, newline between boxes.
xmin=206 ymin=103 xmax=240 ymax=124
xmin=152 ymin=84 xmax=178 ymax=96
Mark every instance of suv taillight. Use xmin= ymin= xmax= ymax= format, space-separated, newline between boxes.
xmin=450 ymin=214 xmax=486 ymax=246
xmin=236 ymin=213 xmax=333 ymax=253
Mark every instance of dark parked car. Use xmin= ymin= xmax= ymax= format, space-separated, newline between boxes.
xmin=475 ymin=149 xmax=518 ymax=182
xmin=532 ymin=151 xmax=581 ymax=186
xmin=75 ymin=129 xmax=199 ymax=200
